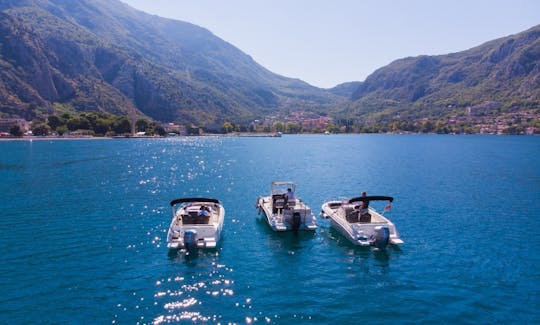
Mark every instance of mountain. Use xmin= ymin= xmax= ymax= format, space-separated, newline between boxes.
xmin=0 ymin=0 xmax=538 ymax=133
xmin=0 ymin=0 xmax=340 ymax=126
xmin=328 ymin=81 xmax=362 ymax=98
xmin=344 ymin=25 xmax=540 ymax=127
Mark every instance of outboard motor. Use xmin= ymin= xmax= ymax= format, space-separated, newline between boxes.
xmin=371 ymin=226 xmax=390 ymax=249
xmin=292 ymin=212 xmax=302 ymax=235
xmin=183 ymin=230 xmax=198 ymax=250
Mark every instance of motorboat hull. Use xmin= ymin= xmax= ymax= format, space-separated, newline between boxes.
xmin=256 ymin=196 xmax=317 ymax=232
xmin=167 ymin=198 xmax=225 ymax=250
xmin=321 ymin=200 xmax=403 ymax=247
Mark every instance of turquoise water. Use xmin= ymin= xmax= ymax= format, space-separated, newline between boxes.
xmin=0 ymin=135 xmax=539 ymax=324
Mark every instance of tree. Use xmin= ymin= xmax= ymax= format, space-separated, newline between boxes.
xmin=434 ymin=120 xmax=449 ymax=134
xmin=113 ymin=117 xmax=132 ymax=135
xmin=32 ymin=122 xmax=51 ymax=136
xmin=154 ymin=125 xmax=166 ymax=136
xmin=9 ymin=124 xmax=23 ymax=137
xmin=66 ymin=117 xmax=79 ymax=131
xmin=325 ymin=124 xmax=340 ymax=134
xmin=419 ymin=120 xmax=434 ymax=133
xmin=67 ymin=116 xmax=90 ymax=131
xmin=391 ymin=121 xmax=399 ymax=133
xmin=56 ymin=125 xmax=68 ymax=135
xmin=93 ymin=119 xmax=110 ymax=135
xmin=284 ymin=122 xmax=302 ymax=134
xmin=272 ymin=121 xmax=284 ymax=132
xmin=136 ymin=119 xmax=149 ymax=132
xmin=503 ymin=125 xmax=524 ymax=134
xmin=47 ymin=115 xmax=63 ymax=130
xmin=222 ymin=122 xmax=233 ymax=133
xmin=83 ymin=112 xmax=99 ymax=131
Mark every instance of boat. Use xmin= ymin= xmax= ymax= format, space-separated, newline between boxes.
xmin=321 ymin=195 xmax=403 ymax=248
xmin=167 ymin=197 xmax=225 ymax=250
xmin=256 ymin=181 xmax=317 ymax=232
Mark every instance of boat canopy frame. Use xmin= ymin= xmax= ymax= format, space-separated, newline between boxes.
xmin=347 ymin=196 xmax=394 ymax=204
xmin=170 ymin=197 xmax=220 ymax=207
xmin=270 ymin=181 xmax=297 ymax=195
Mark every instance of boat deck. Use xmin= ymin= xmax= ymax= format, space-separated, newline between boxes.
xmin=342 ymin=205 xmax=388 ymax=224
xmin=173 ymin=204 xmax=220 ymax=226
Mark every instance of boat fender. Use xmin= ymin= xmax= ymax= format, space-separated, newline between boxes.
xmin=184 ymin=229 xmax=198 ymax=250
xmin=371 ymin=226 xmax=390 ymax=249
xmin=256 ymin=197 xmax=263 ymax=215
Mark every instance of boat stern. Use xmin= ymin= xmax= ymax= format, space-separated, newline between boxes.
xmin=389 ymin=236 xmax=404 ymax=245
xmin=272 ymin=222 xmax=288 ymax=231
xmin=168 ymin=236 xmax=219 ymax=250
xmin=167 ymin=241 xmax=182 ymax=250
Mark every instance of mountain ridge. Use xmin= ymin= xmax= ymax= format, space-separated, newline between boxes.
xmin=343 ymin=25 xmax=540 ymax=127
xmin=0 ymin=0 xmax=340 ymax=127
xmin=0 ymin=0 xmax=538 ymax=133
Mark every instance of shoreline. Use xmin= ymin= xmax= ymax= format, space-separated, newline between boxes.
xmin=0 ymin=136 xmax=112 ymax=141
xmin=0 ymin=132 xmax=536 ymax=141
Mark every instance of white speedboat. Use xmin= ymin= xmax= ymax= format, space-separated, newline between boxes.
xmin=256 ymin=181 xmax=317 ymax=232
xmin=321 ymin=195 xmax=403 ymax=248
xmin=167 ymin=197 xmax=225 ymax=250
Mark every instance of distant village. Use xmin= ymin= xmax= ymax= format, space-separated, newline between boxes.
xmin=0 ymin=102 xmax=537 ymax=138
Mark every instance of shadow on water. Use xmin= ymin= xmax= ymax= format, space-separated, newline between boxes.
xmin=325 ymin=226 xmax=403 ymax=266
xmin=255 ymin=215 xmax=316 ymax=251
xmin=0 ymin=163 xmax=25 ymax=170
xmin=167 ymin=247 xmax=220 ymax=267
xmin=44 ymin=155 xmax=113 ymax=169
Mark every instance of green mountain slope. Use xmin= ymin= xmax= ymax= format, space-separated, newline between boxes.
xmin=0 ymin=0 xmax=538 ymax=133
xmin=345 ymin=25 xmax=540 ymax=127
xmin=0 ymin=0 xmax=339 ymax=126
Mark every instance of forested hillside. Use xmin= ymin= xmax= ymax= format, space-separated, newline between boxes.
xmin=0 ymin=0 xmax=538 ymax=134
xmin=337 ymin=25 xmax=540 ymax=133
xmin=0 ymin=0 xmax=339 ymax=128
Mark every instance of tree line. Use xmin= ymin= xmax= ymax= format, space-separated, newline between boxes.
xmin=220 ymin=119 xmax=485 ymax=134
xmin=29 ymin=112 xmax=166 ymax=136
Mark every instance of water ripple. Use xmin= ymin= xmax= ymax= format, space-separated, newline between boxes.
xmin=1 ymin=136 xmax=539 ymax=324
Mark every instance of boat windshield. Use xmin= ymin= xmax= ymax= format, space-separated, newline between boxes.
xmin=270 ymin=181 xmax=297 ymax=195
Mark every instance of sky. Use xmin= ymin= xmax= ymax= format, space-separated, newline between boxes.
xmin=120 ymin=0 xmax=539 ymax=88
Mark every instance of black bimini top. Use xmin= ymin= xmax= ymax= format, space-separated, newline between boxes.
xmin=170 ymin=197 xmax=220 ymax=206
xmin=347 ymin=196 xmax=393 ymax=204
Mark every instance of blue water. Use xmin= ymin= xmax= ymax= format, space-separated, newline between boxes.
xmin=0 ymin=135 xmax=539 ymax=324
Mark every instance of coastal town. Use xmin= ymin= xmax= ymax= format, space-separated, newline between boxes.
xmin=1 ymin=102 xmax=537 ymax=139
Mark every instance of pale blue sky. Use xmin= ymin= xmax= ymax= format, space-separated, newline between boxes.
xmin=121 ymin=0 xmax=539 ymax=88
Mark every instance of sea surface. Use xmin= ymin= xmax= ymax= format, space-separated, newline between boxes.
xmin=0 ymin=134 xmax=539 ymax=324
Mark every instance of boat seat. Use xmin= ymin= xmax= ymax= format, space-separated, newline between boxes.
xmin=286 ymin=199 xmax=296 ymax=208
xmin=344 ymin=205 xmax=359 ymax=223
xmin=182 ymin=214 xmax=196 ymax=224
xmin=198 ymin=215 xmax=210 ymax=224
xmin=346 ymin=210 xmax=360 ymax=223
xmin=273 ymin=194 xmax=286 ymax=212
xmin=359 ymin=213 xmax=371 ymax=223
